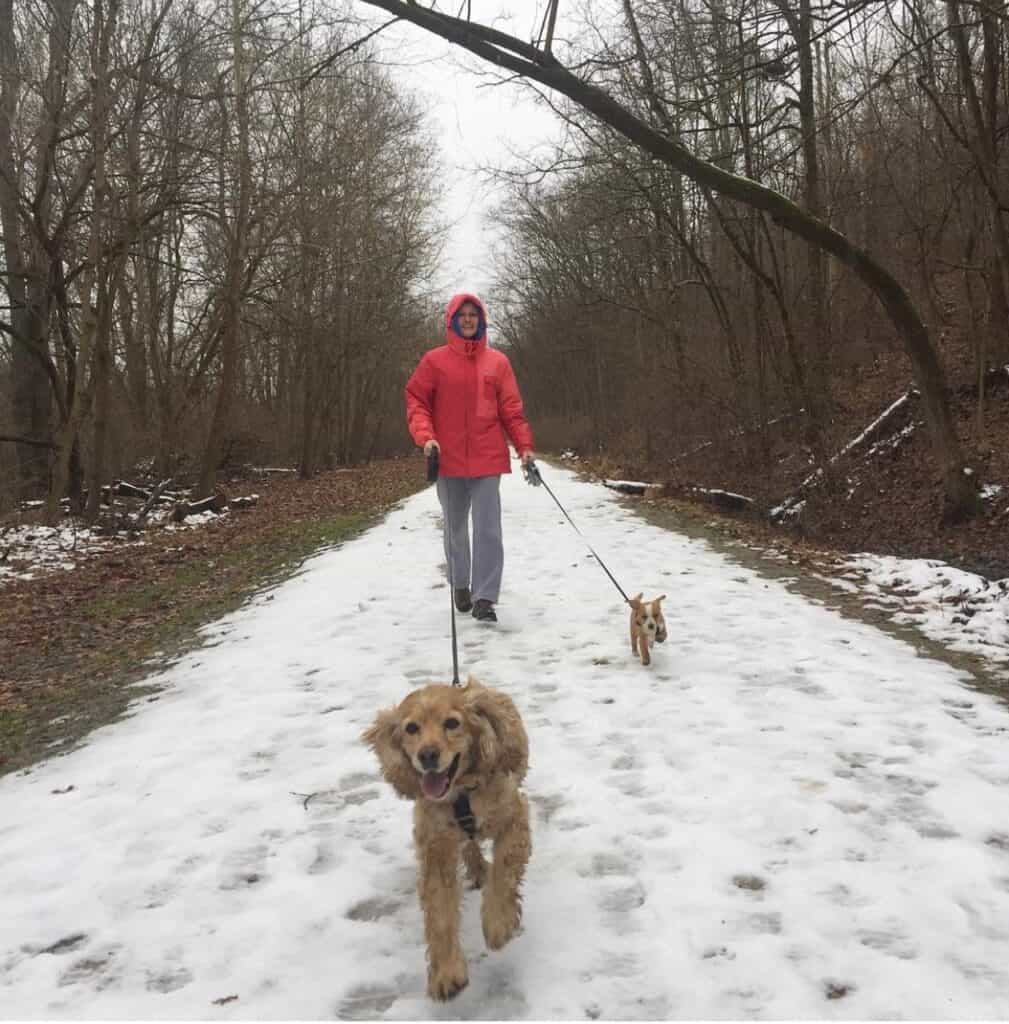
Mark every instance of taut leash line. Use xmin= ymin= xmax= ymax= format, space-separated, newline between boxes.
xmin=429 ymin=449 xmax=461 ymax=686
xmin=523 ymin=460 xmax=631 ymax=605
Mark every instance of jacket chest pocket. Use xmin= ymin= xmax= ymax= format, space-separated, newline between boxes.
xmin=477 ymin=374 xmax=498 ymax=419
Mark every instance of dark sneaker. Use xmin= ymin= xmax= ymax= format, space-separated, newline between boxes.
xmin=454 ymin=587 xmax=473 ymax=613
xmin=472 ymin=599 xmax=497 ymax=623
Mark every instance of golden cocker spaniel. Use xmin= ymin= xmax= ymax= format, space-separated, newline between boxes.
xmin=363 ymin=678 xmax=531 ymax=1001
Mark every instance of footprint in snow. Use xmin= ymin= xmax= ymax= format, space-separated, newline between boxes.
xmin=530 ymin=792 xmax=566 ymax=826
xmin=146 ymin=966 xmax=192 ymax=993
xmin=218 ymin=843 xmax=268 ymax=890
xmin=580 ymin=852 xmax=633 ymax=878
xmin=466 ymin=962 xmax=529 ymax=1018
xmin=597 ymin=880 xmax=647 ymax=936
xmin=22 ymin=933 xmax=89 ymax=957
xmin=336 ymin=982 xmax=400 ymax=1020
xmin=403 ymin=668 xmax=439 ymax=682
xmin=554 ymin=817 xmax=590 ymax=832
xmin=580 ymin=951 xmax=640 ymax=981
xmin=57 ymin=946 xmax=120 ymax=991
xmin=606 ymin=773 xmax=648 ymax=798
xmin=746 ymin=911 xmax=783 ymax=934
xmin=345 ymin=896 xmax=404 ymax=922
xmin=306 ymin=835 xmax=342 ymax=875
xmin=701 ymin=945 xmax=736 ymax=961
xmin=858 ymin=927 xmax=918 ymax=960
xmin=237 ymin=748 xmax=276 ymax=781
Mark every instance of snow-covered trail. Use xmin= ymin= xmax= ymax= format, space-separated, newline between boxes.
xmin=3 ymin=464 xmax=1009 ymax=1019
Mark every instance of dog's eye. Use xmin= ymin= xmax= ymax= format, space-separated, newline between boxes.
xmin=404 ymin=722 xmax=419 ymax=735
xmin=443 ymin=717 xmax=460 ymax=731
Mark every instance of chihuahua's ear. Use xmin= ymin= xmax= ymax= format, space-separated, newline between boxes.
xmin=654 ymin=594 xmax=667 ymax=604
xmin=464 ymin=679 xmax=528 ymax=781
xmin=362 ymin=705 xmax=420 ymax=799
xmin=630 ymin=593 xmax=643 ymax=607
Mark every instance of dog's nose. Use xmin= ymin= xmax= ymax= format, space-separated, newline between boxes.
xmin=418 ymin=747 xmax=441 ymax=771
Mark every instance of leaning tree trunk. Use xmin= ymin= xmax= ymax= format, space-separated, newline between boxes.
xmin=355 ymin=0 xmax=979 ymax=520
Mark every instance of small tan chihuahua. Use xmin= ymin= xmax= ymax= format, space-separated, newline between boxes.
xmin=629 ymin=593 xmax=667 ymax=666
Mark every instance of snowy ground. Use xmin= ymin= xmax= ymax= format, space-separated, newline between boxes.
xmin=3 ymin=464 xmax=1009 ymax=1019
xmin=0 ymin=510 xmax=219 ymax=584
xmin=824 ymin=555 xmax=1009 ymax=679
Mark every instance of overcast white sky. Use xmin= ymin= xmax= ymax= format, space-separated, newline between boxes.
xmin=366 ymin=2 xmax=569 ymax=303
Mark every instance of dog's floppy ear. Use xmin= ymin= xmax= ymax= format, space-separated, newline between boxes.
xmin=464 ymin=678 xmax=528 ymax=781
xmin=362 ymin=705 xmax=421 ymax=800
xmin=654 ymin=596 xmax=668 ymax=642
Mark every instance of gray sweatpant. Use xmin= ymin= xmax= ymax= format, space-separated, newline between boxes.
xmin=436 ymin=475 xmax=503 ymax=604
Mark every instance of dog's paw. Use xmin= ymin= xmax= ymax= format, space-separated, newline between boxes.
xmin=482 ymin=899 xmax=521 ymax=951
xmin=428 ymin=955 xmax=468 ymax=1001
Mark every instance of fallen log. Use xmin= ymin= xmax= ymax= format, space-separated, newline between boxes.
xmin=603 ymin=479 xmax=663 ymax=496
xmin=770 ymin=387 xmax=918 ymax=522
xmin=0 ymin=433 xmax=56 ymax=449
xmin=691 ymin=486 xmax=756 ymax=511
xmin=110 ymin=480 xmax=153 ymax=501
xmin=134 ymin=478 xmax=173 ymax=526
xmin=172 ymin=490 xmax=228 ymax=523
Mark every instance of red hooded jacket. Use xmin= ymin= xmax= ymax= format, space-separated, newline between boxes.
xmin=405 ymin=293 xmax=534 ymax=478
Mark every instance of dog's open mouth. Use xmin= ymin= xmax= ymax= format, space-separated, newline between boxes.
xmin=420 ymin=754 xmax=460 ymax=801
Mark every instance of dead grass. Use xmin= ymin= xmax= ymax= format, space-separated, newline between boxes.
xmin=1 ymin=457 xmax=428 ymax=776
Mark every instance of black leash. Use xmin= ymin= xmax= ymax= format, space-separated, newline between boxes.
xmin=429 ymin=449 xmax=477 ymax=840
xmin=429 ymin=449 xmax=461 ymax=686
xmin=523 ymin=459 xmax=631 ymax=605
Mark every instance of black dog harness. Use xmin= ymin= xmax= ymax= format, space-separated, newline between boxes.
xmin=452 ymin=792 xmax=477 ymax=839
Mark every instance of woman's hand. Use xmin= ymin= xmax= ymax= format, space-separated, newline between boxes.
xmin=424 ymin=439 xmax=440 ymax=456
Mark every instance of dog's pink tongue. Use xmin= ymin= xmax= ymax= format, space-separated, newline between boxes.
xmin=421 ymin=771 xmax=449 ymax=800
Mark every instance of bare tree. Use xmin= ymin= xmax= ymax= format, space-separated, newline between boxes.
xmin=353 ymin=0 xmax=979 ymax=520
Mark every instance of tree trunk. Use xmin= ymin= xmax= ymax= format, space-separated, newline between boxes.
xmin=946 ymin=0 xmax=1009 ymax=366
xmin=793 ymin=0 xmax=831 ymax=452
xmin=84 ymin=0 xmax=120 ymax=523
xmin=0 ymin=0 xmax=53 ymax=497
xmin=197 ymin=0 xmax=251 ymax=498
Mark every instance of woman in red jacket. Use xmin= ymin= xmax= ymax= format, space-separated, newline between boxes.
xmin=405 ymin=293 xmax=535 ymax=623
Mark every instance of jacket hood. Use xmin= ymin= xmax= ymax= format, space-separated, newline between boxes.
xmin=445 ymin=292 xmax=487 ymax=348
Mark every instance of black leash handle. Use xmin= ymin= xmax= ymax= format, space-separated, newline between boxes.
xmin=426 ymin=447 xmax=440 ymax=483
xmin=524 ymin=458 xmax=631 ymax=605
